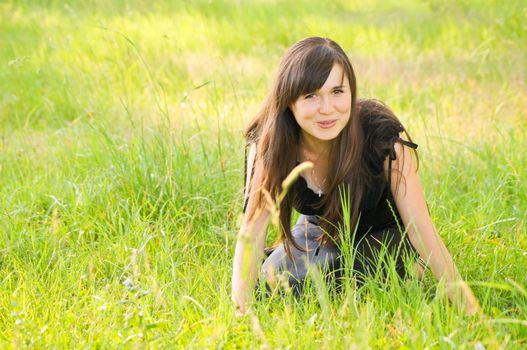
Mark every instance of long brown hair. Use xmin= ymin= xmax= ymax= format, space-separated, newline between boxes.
xmin=244 ymin=37 xmax=414 ymax=253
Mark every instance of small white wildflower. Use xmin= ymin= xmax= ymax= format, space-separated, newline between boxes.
xmin=123 ymin=276 xmax=136 ymax=291
xmin=475 ymin=341 xmax=485 ymax=350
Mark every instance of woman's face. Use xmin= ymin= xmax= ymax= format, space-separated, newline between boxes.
xmin=290 ymin=63 xmax=352 ymax=148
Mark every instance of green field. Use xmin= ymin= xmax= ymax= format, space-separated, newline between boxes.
xmin=1 ymin=0 xmax=526 ymax=348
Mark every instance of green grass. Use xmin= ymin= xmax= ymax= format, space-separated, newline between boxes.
xmin=1 ymin=0 xmax=526 ymax=348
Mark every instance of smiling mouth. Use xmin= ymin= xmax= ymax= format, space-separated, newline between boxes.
xmin=316 ymin=119 xmax=337 ymax=129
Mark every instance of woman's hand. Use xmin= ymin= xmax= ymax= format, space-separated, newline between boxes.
xmin=465 ymin=286 xmax=481 ymax=316
xmin=389 ymin=140 xmax=481 ymax=316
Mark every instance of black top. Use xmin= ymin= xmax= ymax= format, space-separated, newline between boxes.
xmin=290 ymin=172 xmax=405 ymax=237
xmin=290 ymin=124 xmax=418 ymax=238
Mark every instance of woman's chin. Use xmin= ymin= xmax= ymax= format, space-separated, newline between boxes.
xmin=313 ymin=130 xmax=343 ymax=142
xmin=301 ymin=127 xmax=345 ymax=145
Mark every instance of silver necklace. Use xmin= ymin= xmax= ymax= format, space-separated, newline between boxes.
xmin=300 ymin=145 xmax=327 ymax=197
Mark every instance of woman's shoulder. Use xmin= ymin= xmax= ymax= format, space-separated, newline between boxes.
xmin=358 ymin=99 xmax=405 ymax=165
xmin=357 ymin=99 xmax=418 ymax=178
xmin=358 ymin=99 xmax=404 ymax=143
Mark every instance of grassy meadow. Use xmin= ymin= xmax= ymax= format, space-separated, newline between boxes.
xmin=1 ymin=0 xmax=526 ymax=348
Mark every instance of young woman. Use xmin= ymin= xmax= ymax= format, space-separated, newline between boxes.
xmin=231 ymin=37 xmax=480 ymax=315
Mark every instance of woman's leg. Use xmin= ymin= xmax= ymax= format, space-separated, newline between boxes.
xmin=261 ymin=215 xmax=340 ymax=294
xmin=352 ymin=227 xmax=418 ymax=281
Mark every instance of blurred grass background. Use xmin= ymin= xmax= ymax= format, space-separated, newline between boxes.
xmin=1 ymin=0 xmax=526 ymax=348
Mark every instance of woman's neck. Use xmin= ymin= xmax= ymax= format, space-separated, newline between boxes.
xmin=300 ymin=133 xmax=331 ymax=158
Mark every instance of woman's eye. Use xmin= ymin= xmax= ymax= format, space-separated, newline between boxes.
xmin=304 ymin=93 xmax=315 ymax=100
xmin=333 ymin=89 xmax=344 ymax=94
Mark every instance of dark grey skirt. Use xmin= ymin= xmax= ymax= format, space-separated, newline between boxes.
xmin=261 ymin=215 xmax=417 ymax=294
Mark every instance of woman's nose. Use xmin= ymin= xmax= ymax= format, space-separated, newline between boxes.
xmin=318 ymin=95 xmax=334 ymax=114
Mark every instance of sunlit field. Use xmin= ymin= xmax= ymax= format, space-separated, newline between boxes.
xmin=1 ymin=0 xmax=526 ymax=348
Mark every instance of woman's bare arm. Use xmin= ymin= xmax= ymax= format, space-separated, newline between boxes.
xmin=232 ymin=144 xmax=269 ymax=314
xmin=389 ymin=141 xmax=480 ymax=315
xmin=232 ymin=210 xmax=269 ymax=314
